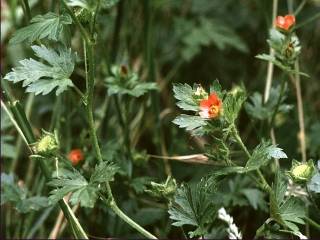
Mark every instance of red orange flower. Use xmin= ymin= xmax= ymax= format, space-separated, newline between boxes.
xmin=275 ymin=15 xmax=295 ymax=31
xmin=199 ymin=93 xmax=222 ymax=119
xmin=68 ymin=149 xmax=84 ymax=166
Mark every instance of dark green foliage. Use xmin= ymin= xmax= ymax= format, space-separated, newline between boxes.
xmin=1 ymin=173 xmax=49 ymax=213
xmin=245 ymin=85 xmax=292 ymax=120
xmin=176 ymin=17 xmax=248 ymax=61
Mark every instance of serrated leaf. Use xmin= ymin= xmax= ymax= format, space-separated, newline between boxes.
xmin=279 ymin=198 xmax=305 ymax=226
xmin=172 ymin=114 xmax=206 ymax=131
xmin=173 ymin=83 xmax=199 ymax=111
xmin=10 ymin=12 xmax=72 ymax=44
xmin=270 ymin=171 xmax=306 ymax=233
xmin=223 ymin=87 xmax=246 ymax=124
xmin=48 ymin=169 xmax=98 ymax=208
xmin=268 ymin=146 xmax=287 ymax=159
xmin=168 ymin=180 xmax=217 ymax=238
xmin=90 ymin=161 xmax=118 ymax=184
xmin=4 ymin=45 xmax=76 ymax=96
xmin=246 ymin=141 xmax=287 ymax=171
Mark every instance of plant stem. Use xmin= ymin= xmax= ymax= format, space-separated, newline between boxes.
xmin=264 ymin=0 xmax=279 ymax=167
xmin=73 ymin=3 xmax=157 ymax=237
xmin=99 ymin=192 xmax=157 ymax=239
xmin=305 ymin=217 xmax=320 ymax=231
xmin=263 ymin=0 xmax=278 ymax=103
xmin=1 ymin=87 xmax=88 ymax=239
xmin=20 ymin=0 xmax=32 ymax=21
xmin=231 ymin=125 xmax=272 ymax=193
xmin=289 ymin=66 xmax=307 ymax=162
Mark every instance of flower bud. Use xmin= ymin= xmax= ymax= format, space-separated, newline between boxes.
xmin=289 ymin=160 xmax=315 ymax=183
xmin=33 ymin=131 xmax=59 ymax=155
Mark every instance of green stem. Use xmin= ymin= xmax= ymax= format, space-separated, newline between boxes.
xmin=99 ymin=191 xmax=157 ymax=239
xmin=1 ymin=89 xmax=88 ymax=239
xmin=20 ymin=0 xmax=32 ymax=21
xmin=231 ymin=125 xmax=272 ymax=193
xmin=305 ymin=217 xmax=320 ymax=231
xmin=79 ymin=6 xmax=156 ymax=238
xmin=85 ymin=42 xmax=103 ymax=163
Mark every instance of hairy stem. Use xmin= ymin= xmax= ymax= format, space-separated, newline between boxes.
xmin=70 ymin=2 xmax=158 ymax=237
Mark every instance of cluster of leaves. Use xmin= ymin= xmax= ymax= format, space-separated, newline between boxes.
xmin=4 ymin=44 xmax=76 ymax=96
xmin=9 ymin=12 xmax=72 ymax=44
xmin=1 ymin=173 xmax=49 ymax=213
xmin=105 ymin=65 xmax=158 ymax=97
xmin=48 ymin=161 xmax=118 ymax=208
xmin=264 ymin=171 xmax=307 ymax=237
xmin=256 ymin=29 xmax=308 ymax=76
xmin=168 ymin=179 xmax=217 ymax=237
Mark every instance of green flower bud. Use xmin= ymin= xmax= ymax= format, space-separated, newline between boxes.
xmin=289 ymin=160 xmax=315 ymax=183
xmin=34 ymin=131 xmax=59 ymax=155
xmin=145 ymin=176 xmax=177 ymax=200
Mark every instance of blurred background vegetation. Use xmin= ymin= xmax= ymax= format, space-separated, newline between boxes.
xmin=1 ymin=0 xmax=320 ymax=238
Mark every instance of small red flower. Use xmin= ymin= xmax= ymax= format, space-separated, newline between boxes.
xmin=199 ymin=93 xmax=222 ymax=119
xmin=275 ymin=15 xmax=295 ymax=31
xmin=68 ymin=149 xmax=84 ymax=166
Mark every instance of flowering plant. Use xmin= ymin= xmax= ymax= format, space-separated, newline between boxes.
xmin=1 ymin=1 xmax=320 ymax=239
